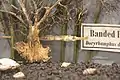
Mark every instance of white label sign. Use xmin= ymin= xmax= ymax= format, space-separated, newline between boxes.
xmin=81 ymin=23 xmax=120 ymax=52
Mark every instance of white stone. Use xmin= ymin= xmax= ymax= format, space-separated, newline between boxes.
xmin=61 ymin=62 xmax=71 ymax=67
xmin=83 ymin=68 xmax=97 ymax=75
xmin=13 ymin=72 xmax=25 ymax=79
xmin=0 ymin=58 xmax=20 ymax=70
xmin=0 ymin=65 xmax=11 ymax=71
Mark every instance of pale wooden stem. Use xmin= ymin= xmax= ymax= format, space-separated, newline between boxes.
xmin=0 ymin=36 xmax=11 ymax=39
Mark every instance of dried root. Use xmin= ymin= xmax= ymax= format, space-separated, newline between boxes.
xmin=15 ymin=41 xmax=51 ymax=63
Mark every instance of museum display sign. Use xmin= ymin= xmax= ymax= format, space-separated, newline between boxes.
xmin=81 ymin=23 xmax=120 ymax=52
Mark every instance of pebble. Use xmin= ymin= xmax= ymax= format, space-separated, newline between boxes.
xmin=61 ymin=62 xmax=71 ymax=67
xmin=13 ymin=72 xmax=25 ymax=79
xmin=83 ymin=68 xmax=97 ymax=75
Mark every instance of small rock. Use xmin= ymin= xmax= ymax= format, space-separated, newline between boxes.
xmin=13 ymin=72 xmax=25 ymax=79
xmin=83 ymin=68 xmax=97 ymax=75
xmin=0 ymin=58 xmax=20 ymax=70
xmin=61 ymin=62 xmax=71 ymax=67
xmin=0 ymin=65 xmax=11 ymax=71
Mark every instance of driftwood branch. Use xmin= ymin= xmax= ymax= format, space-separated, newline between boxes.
xmin=40 ymin=35 xmax=88 ymax=41
xmin=36 ymin=0 xmax=62 ymax=27
xmin=0 ymin=36 xmax=11 ymax=39
xmin=17 ymin=0 xmax=32 ymax=26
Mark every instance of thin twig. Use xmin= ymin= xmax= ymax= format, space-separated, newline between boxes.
xmin=33 ymin=1 xmax=39 ymax=25
xmin=0 ymin=10 xmax=26 ymax=26
xmin=31 ymin=0 xmax=37 ymax=11
xmin=99 ymin=0 xmax=109 ymax=12
xmin=36 ymin=0 xmax=62 ymax=27
xmin=14 ymin=30 xmax=27 ymax=36
xmin=37 ymin=1 xmax=43 ymax=8
xmin=17 ymin=0 xmax=32 ymax=26
xmin=58 ymin=2 xmax=67 ymax=9
xmin=11 ymin=4 xmax=21 ymax=12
